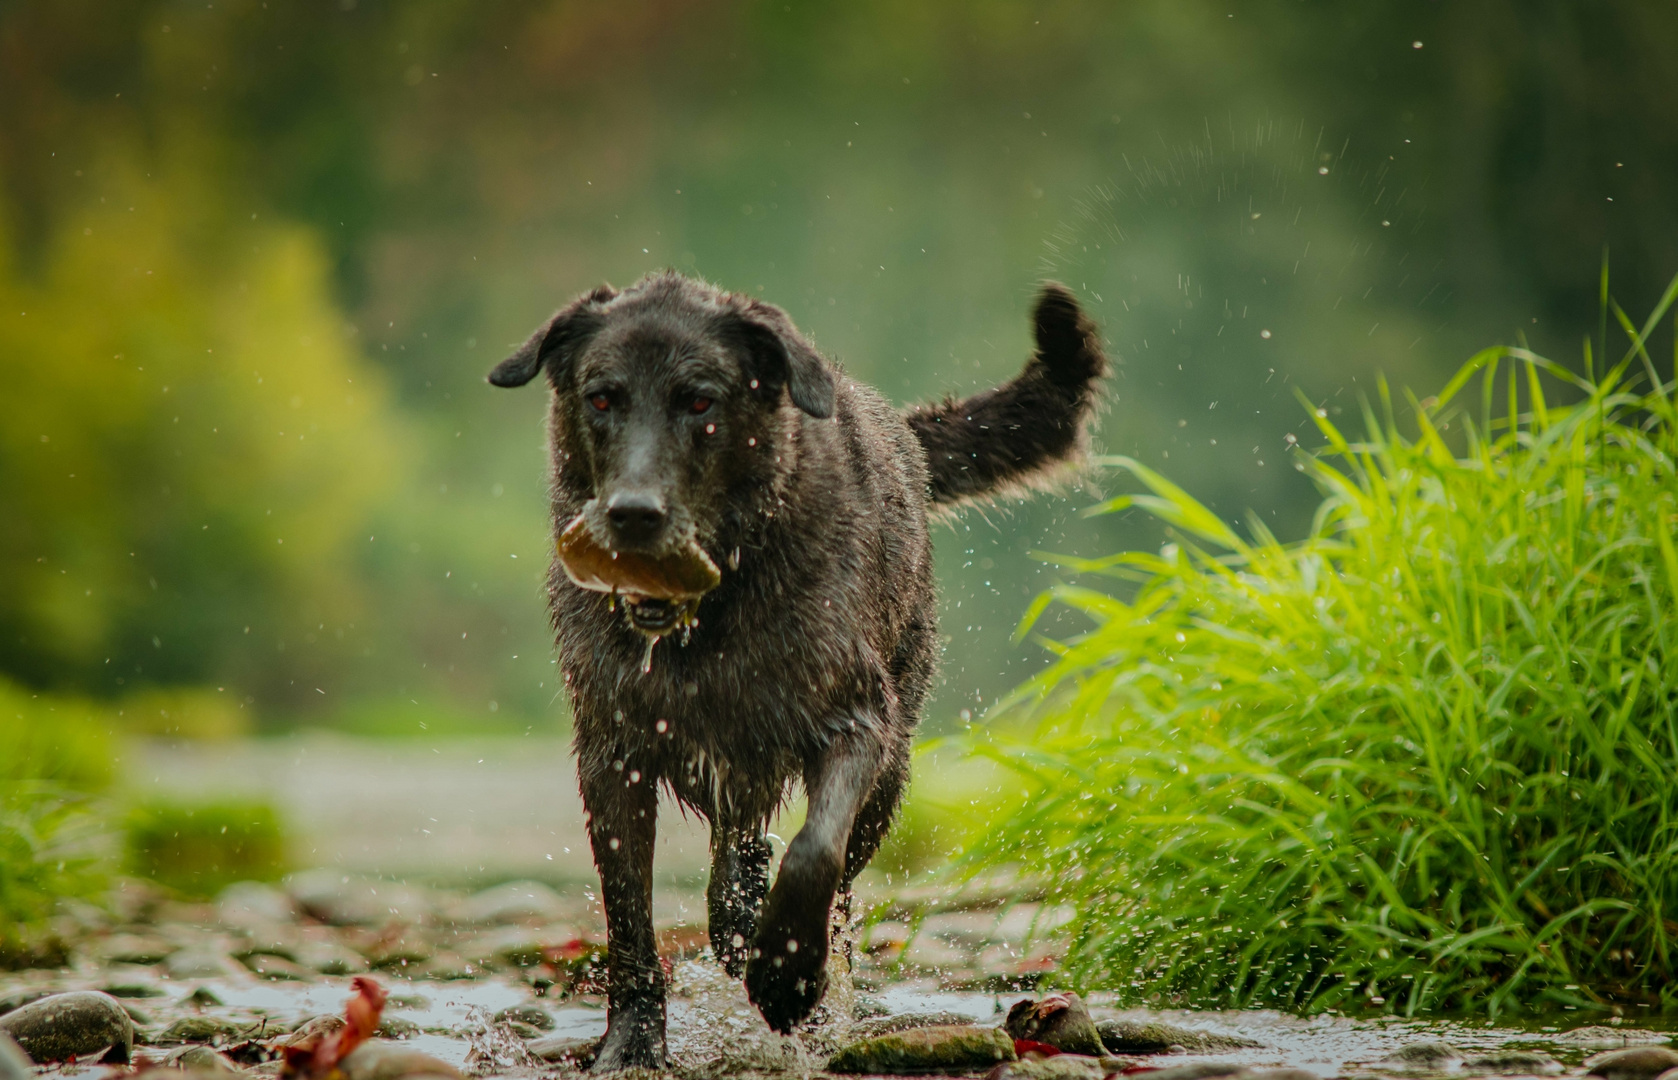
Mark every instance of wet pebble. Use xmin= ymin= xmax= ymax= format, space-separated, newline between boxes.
xmin=95 ymin=934 xmax=176 ymax=966
xmin=1586 ymin=1047 xmax=1678 ymax=1080
xmin=1377 ymin=1041 xmax=1464 ymax=1071
xmin=168 ymin=1045 xmax=243 ymax=1074
xmin=102 ymin=983 xmax=167 ymax=999
xmin=1006 ymin=993 xmax=1103 ymax=1057
xmin=293 ymin=941 xmax=370 ymax=976
xmin=165 ymin=949 xmax=243 ymax=980
xmin=217 ymin=881 xmax=298 ymax=928
xmin=1098 ymin=1018 xmax=1263 ymax=1055
xmin=526 ymin=1035 xmax=597 ymax=1066
xmin=159 ymin=1015 xmax=251 ymax=1045
xmin=1562 ymin=1029 xmax=1672 ymax=1049
xmin=829 ymin=1024 xmax=1016 ymax=1074
xmin=242 ymin=953 xmax=311 ymax=980
xmin=274 ymin=1014 xmax=343 ymax=1050
xmin=491 ymin=1004 xmax=552 ymax=1030
xmin=365 ymin=934 xmax=434 ymax=970
xmin=0 ymin=1034 xmax=30 ymax=1080
xmin=375 ymin=1016 xmax=421 ymax=1040
xmin=851 ymin=1011 xmax=983 ymax=1038
xmin=0 ymin=990 xmax=134 ymax=1064
xmin=337 ymin=1039 xmax=464 ymax=1080
xmin=285 ymin=871 xmax=433 ymax=927
xmin=988 ymin=1055 xmax=1105 ymax=1080
xmin=1130 ymin=1063 xmax=1252 ymax=1080
xmin=1466 ymin=1050 xmax=1564 ymax=1075
xmin=455 ymin=881 xmax=568 ymax=925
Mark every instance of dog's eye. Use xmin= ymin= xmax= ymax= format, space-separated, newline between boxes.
xmin=589 ymin=394 xmax=611 ymax=412
xmin=689 ymin=397 xmax=712 ymax=415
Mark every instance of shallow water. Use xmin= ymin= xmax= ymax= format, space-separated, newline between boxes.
xmin=33 ymin=964 xmax=1668 ymax=1078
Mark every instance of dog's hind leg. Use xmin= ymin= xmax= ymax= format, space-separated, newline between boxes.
xmin=582 ymin=757 xmax=666 ymax=1072
xmin=707 ymin=820 xmax=771 ymax=977
xmin=745 ymin=726 xmax=883 ymax=1033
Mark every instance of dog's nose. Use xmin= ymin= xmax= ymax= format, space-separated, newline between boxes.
xmin=605 ymin=492 xmax=668 ymax=547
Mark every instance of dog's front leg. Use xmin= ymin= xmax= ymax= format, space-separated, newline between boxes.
xmin=745 ymin=727 xmax=882 ymax=1033
xmin=582 ymin=756 xmax=665 ymax=1071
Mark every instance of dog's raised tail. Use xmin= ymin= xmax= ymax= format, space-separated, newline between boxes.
xmin=905 ymin=282 xmax=1107 ymax=508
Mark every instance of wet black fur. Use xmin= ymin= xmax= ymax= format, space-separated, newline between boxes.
xmin=488 ymin=272 xmax=1105 ymax=1070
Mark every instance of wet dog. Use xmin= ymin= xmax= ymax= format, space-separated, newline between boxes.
xmin=488 ymin=272 xmax=1105 ymax=1070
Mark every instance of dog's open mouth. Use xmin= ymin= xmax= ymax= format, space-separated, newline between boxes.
xmin=621 ymin=595 xmax=683 ymax=635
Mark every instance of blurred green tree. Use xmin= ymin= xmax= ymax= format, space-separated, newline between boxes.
xmin=0 ymin=146 xmax=405 ymax=702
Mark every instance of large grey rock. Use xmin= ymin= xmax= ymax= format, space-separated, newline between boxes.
xmin=829 ymin=1025 xmax=1015 ymax=1074
xmin=1586 ymin=1047 xmax=1678 ymax=1080
xmin=1005 ymin=994 xmax=1103 ymax=1056
xmin=0 ymin=991 xmax=134 ymax=1064
xmin=455 ymin=880 xmax=567 ymax=925
xmin=0 ymin=1034 xmax=31 ymax=1080
xmin=338 ymin=1039 xmax=464 ymax=1080
xmin=1097 ymin=1018 xmax=1264 ymax=1054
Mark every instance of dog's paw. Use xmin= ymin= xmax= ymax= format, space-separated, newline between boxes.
xmin=745 ymin=919 xmax=829 ymax=1034
xmin=590 ymin=1010 xmax=666 ymax=1072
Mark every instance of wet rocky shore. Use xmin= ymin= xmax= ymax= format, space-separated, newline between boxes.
xmin=2 ymin=874 xmax=1671 ymax=1080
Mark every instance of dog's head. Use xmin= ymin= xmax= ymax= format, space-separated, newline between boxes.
xmin=488 ymin=272 xmax=834 ymax=576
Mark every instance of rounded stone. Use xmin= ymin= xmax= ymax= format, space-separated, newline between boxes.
xmin=829 ymin=1025 xmax=1015 ymax=1074
xmin=0 ymin=990 xmax=134 ymax=1064
xmin=491 ymin=1005 xmax=553 ymax=1031
xmin=337 ymin=1040 xmax=464 ymax=1080
xmin=169 ymin=1045 xmax=242 ymax=1074
xmin=1587 ymin=1047 xmax=1678 ymax=1080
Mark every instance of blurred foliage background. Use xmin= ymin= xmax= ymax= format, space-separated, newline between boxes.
xmin=2 ymin=0 xmax=1675 ymax=741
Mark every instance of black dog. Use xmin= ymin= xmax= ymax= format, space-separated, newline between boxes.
xmin=489 ymin=272 xmax=1104 ymax=1070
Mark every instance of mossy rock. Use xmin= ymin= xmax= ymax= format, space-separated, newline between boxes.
xmin=829 ymin=1024 xmax=1015 ymax=1074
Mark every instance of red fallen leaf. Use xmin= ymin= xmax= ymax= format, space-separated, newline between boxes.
xmin=1120 ymin=1064 xmax=1164 ymax=1075
xmin=281 ymin=976 xmax=387 ymax=1079
xmin=1015 ymin=1039 xmax=1064 ymax=1058
xmin=541 ymin=937 xmax=596 ymax=964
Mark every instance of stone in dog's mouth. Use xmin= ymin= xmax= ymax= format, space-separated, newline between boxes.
xmin=555 ymin=515 xmax=720 ymax=641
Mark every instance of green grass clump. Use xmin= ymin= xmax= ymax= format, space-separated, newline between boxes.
xmin=0 ymin=680 xmax=119 ymax=963
xmin=964 ymin=279 xmax=1678 ymax=1015
xmin=126 ymin=799 xmax=289 ymax=898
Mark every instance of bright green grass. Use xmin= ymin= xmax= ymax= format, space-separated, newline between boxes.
xmin=962 ymin=276 xmax=1678 ymax=1015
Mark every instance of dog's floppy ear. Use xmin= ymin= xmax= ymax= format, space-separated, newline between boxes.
xmin=727 ymin=300 xmax=836 ymax=419
xmin=487 ymin=284 xmax=617 ymax=388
